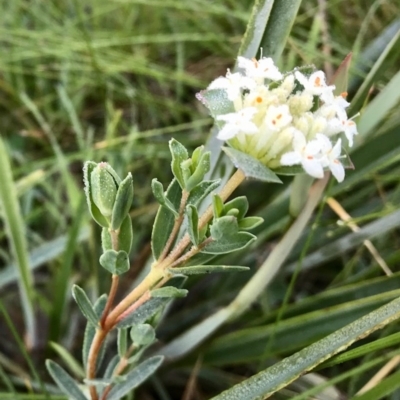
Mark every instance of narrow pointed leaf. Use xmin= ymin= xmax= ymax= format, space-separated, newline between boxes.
xmin=187 ymin=180 xmax=220 ymax=207
xmin=151 ymin=286 xmax=188 ymax=298
xmin=72 ymin=285 xmax=99 ymax=326
xmin=222 ymin=147 xmax=282 ymax=183
xmin=202 ymin=232 xmax=256 ymax=254
xmin=168 ymin=265 xmax=250 ymax=275
xmin=151 ymin=179 xmax=182 ymax=260
xmin=169 ymin=139 xmax=189 ymax=189
xmin=107 ymin=356 xmax=164 ymax=400
xmin=186 ymin=205 xmax=199 ymax=246
xmin=111 ymin=173 xmax=133 ymax=230
xmin=46 ymin=360 xmax=88 ymax=400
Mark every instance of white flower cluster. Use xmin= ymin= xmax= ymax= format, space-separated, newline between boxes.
xmin=203 ymin=56 xmax=358 ymax=182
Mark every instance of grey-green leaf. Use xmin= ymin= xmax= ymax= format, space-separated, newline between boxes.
xmin=202 ymin=232 xmax=256 ymax=254
xmin=239 ymin=216 xmax=264 ymax=231
xmin=222 ymin=147 xmax=282 ymax=183
xmin=151 ymin=286 xmax=188 ymax=298
xmin=46 ymin=360 xmax=88 ymax=400
xmin=168 ymin=265 xmax=250 ymax=275
xmin=187 ymin=180 xmax=221 ymax=207
xmin=151 ymin=179 xmax=182 ymax=260
xmin=106 ymin=356 xmax=164 ymax=400
xmin=83 ymin=161 xmax=109 ymax=228
xmin=130 ymin=324 xmax=156 ymax=346
xmin=111 ymin=173 xmax=133 ymax=230
xmin=117 ymin=297 xmax=171 ymax=329
xmin=169 ymin=139 xmax=189 ymax=189
xmin=198 ymin=88 xmax=235 ymax=117
xmin=99 ymin=250 xmax=130 ymax=275
xmin=186 ymin=205 xmax=199 ymax=246
xmin=72 ymin=285 xmax=99 ymax=326
xmin=117 ymin=328 xmax=128 ymax=358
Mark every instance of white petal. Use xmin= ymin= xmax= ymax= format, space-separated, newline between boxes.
xmin=280 ymin=151 xmax=302 ymax=166
xmin=302 ymin=159 xmax=324 ymax=178
xmin=329 ymin=160 xmax=345 ymax=182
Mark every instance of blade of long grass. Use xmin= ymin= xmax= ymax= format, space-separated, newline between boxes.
xmin=211 ymin=294 xmax=400 ymax=400
xmin=0 ymin=136 xmax=35 ymax=347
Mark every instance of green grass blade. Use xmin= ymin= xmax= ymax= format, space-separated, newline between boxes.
xmin=211 ymin=295 xmax=400 ymax=400
xmin=0 ymin=136 xmax=35 ymax=346
xmin=350 ymin=369 xmax=400 ymax=400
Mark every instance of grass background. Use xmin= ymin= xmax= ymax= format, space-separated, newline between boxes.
xmin=1 ymin=0 xmax=400 ymax=399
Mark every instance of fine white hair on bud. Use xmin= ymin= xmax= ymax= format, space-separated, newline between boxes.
xmin=199 ymin=56 xmax=358 ymax=182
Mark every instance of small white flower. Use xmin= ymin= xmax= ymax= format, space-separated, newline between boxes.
xmin=295 ymin=70 xmax=335 ymax=99
xmin=208 ymin=70 xmax=256 ymax=101
xmin=216 ymin=107 xmax=259 ymax=140
xmin=316 ymin=134 xmax=345 ymax=182
xmin=264 ymin=104 xmax=292 ymax=131
xmin=280 ymin=130 xmax=324 ymax=178
xmin=238 ymin=56 xmax=283 ymax=82
xmin=337 ymin=109 xmax=358 ymax=147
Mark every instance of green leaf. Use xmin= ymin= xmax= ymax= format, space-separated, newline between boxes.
xmin=259 ymin=0 xmax=302 ymax=61
xmin=212 ymin=194 xmax=224 ymax=219
xmin=357 ymin=69 xmax=400 ymax=139
xmin=107 ymin=356 xmax=164 ymax=400
xmin=198 ymin=89 xmax=235 ymax=117
xmin=118 ymin=215 xmax=133 ymax=254
xmin=0 ymin=136 xmax=35 ymax=345
xmin=99 ymin=250 xmax=130 ymax=275
xmin=151 ymin=179 xmax=182 ymax=260
xmin=349 ymin=369 xmax=400 ymax=400
xmin=330 ymin=53 xmax=352 ymax=94
xmin=151 ymin=178 xmax=165 ymax=204
xmin=222 ymin=147 xmax=282 ymax=183
xmin=111 ymin=173 xmax=133 ymax=230
xmin=239 ymin=216 xmax=264 ymax=231
xmin=210 ymin=295 xmax=400 ymax=400
xmin=185 ymin=151 xmax=211 ymax=192
xmin=151 ymin=179 xmax=179 ymax=217
xmin=168 ymin=265 xmax=250 ymax=275
xmin=46 ymin=360 xmax=88 ymax=400
xmin=117 ymin=297 xmax=171 ymax=329
xmin=117 ymin=328 xmax=128 ymax=359
xmin=348 ymin=25 xmax=400 ymax=116
xmin=82 ymin=294 xmax=107 ymax=370
xmin=72 ymin=285 xmax=99 ymax=326
xmin=151 ymin=286 xmax=188 ymax=298
xmin=49 ymin=342 xmax=85 ymax=378
xmin=83 ymin=161 xmax=109 ymax=228
xmin=203 ymin=232 xmax=256 ymax=254
xmin=223 ymin=196 xmax=249 ymax=220
xmin=186 ymin=205 xmax=199 ymax=246
xmin=169 ymin=139 xmax=189 ymax=189
xmin=187 ymin=180 xmax=220 ymax=207
xmin=210 ymin=216 xmax=238 ymax=240
xmin=130 ymin=324 xmax=156 ymax=346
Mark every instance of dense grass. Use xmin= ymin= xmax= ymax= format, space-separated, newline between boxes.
xmin=1 ymin=0 xmax=400 ymax=399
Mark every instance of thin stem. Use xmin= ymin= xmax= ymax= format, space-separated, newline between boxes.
xmin=87 ymin=328 xmax=108 ymax=400
xmin=100 ymin=274 xmax=119 ymax=327
xmin=104 ymin=267 xmax=165 ymax=329
xmin=168 ymin=237 xmax=213 ymax=269
xmin=158 ymin=169 xmax=246 ymax=269
xmin=158 ymin=189 xmax=190 ymax=262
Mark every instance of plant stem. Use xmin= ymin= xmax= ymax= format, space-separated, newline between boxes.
xmin=87 ymin=328 xmax=108 ymax=400
xmin=158 ymin=169 xmax=246 ymax=269
xmin=158 ymin=189 xmax=189 ymax=262
xmin=104 ymin=267 xmax=165 ymax=329
xmin=100 ymin=274 xmax=119 ymax=327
